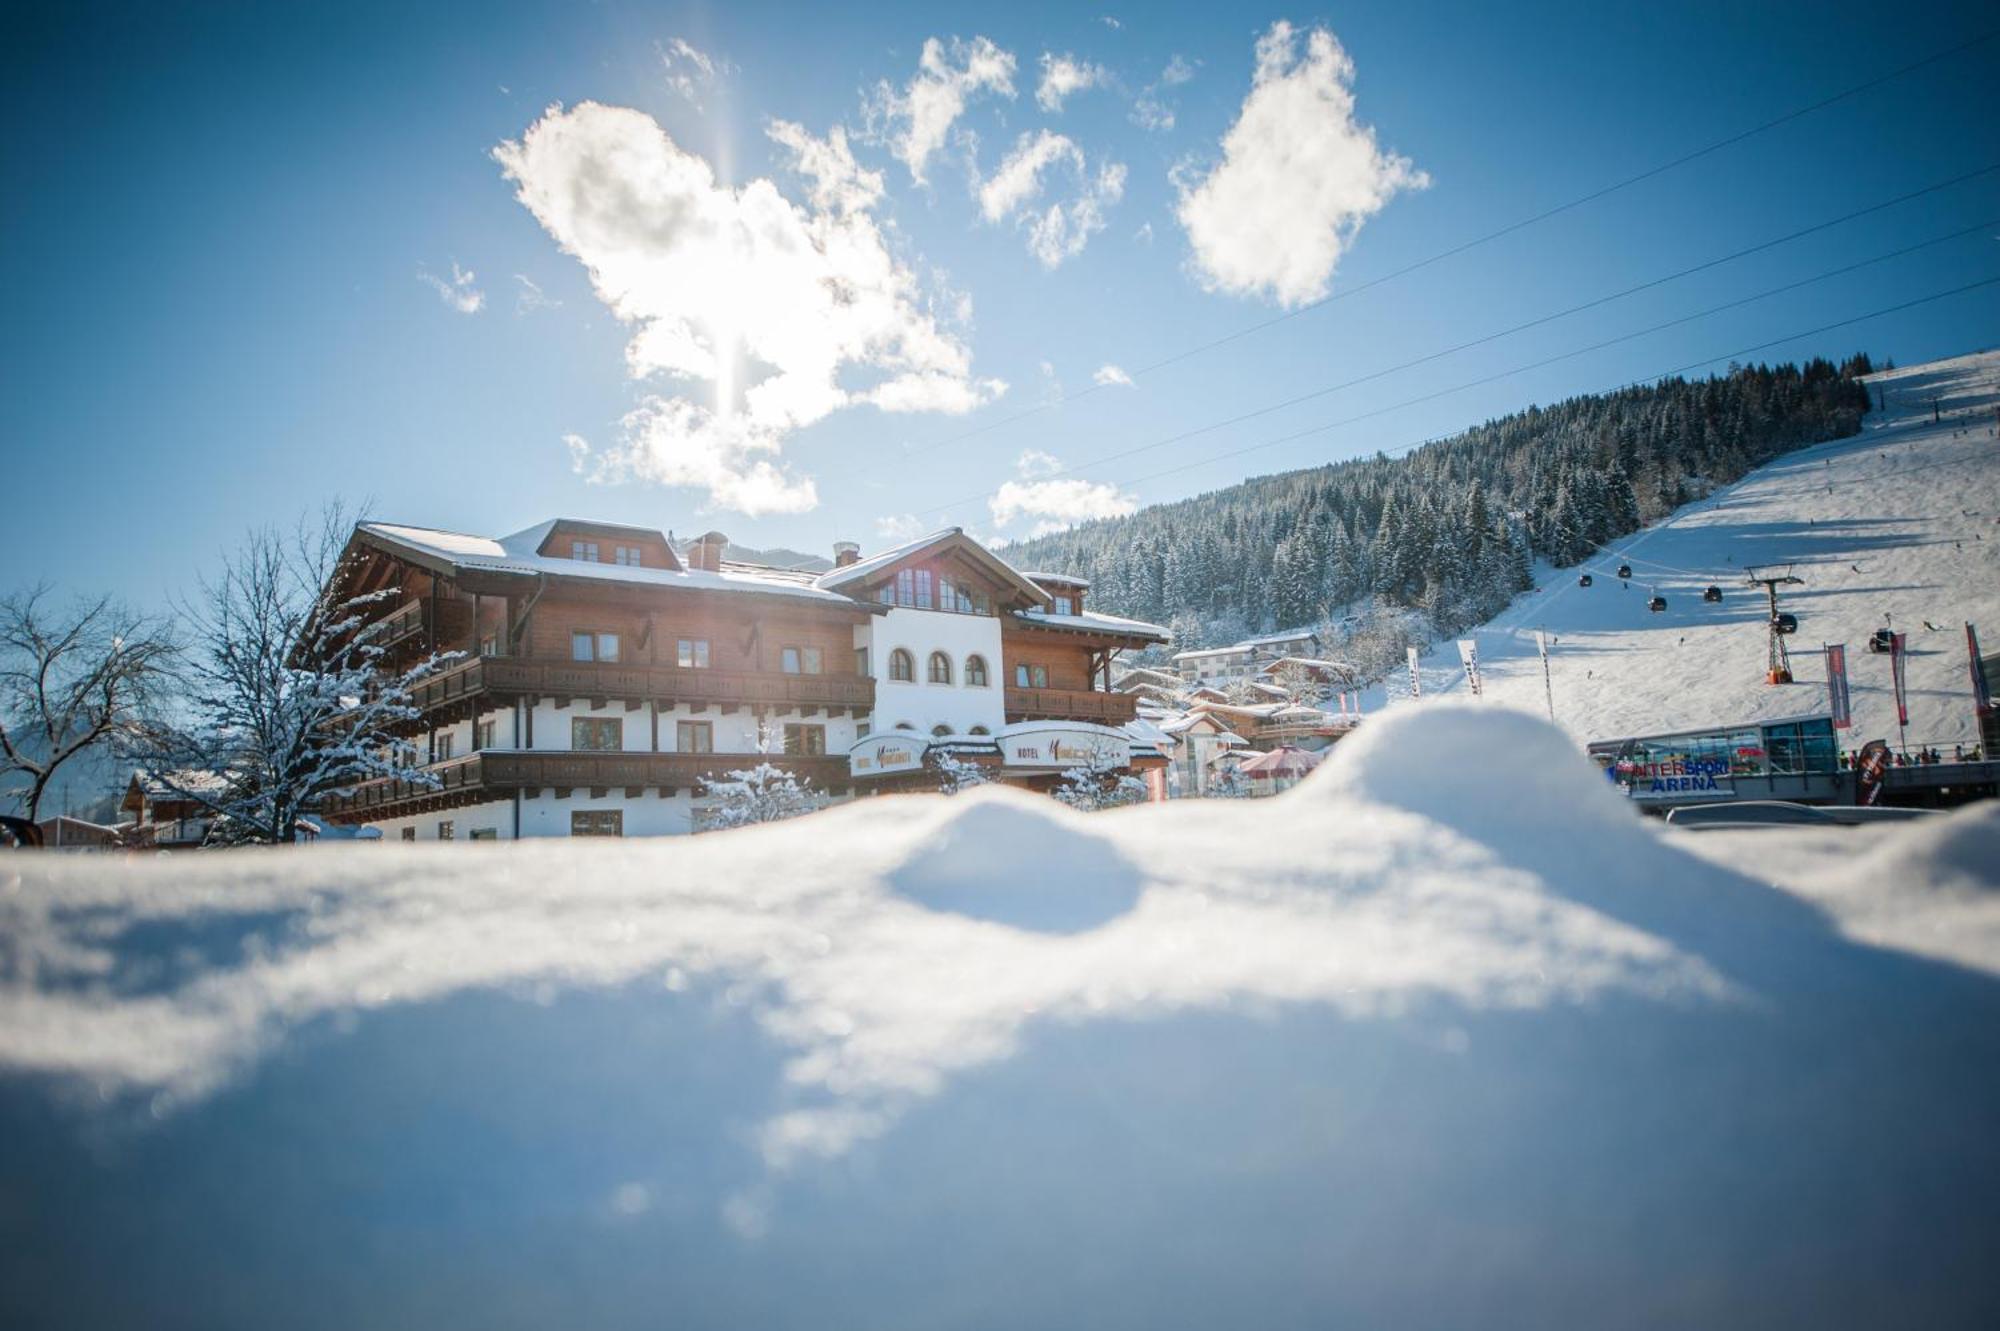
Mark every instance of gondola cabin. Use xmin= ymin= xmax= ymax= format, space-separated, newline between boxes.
xmin=1578 ymin=573 xmax=1593 ymax=588
xmin=1617 ymin=563 xmax=1633 ymax=580
xmin=1703 ymin=585 xmax=1723 ymax=603
xmin=1771 ymin=612 xmax=1798 ymax=635
xmin=1868 ymin=627 xmax=1896 ymax=653
xmin=1648 ymin=595 xmax=1668 ymax=613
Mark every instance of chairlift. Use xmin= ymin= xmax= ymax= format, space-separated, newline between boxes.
xmin=1703 ymin=585 xmax=1723 ymax=603
xmin=1648 ymin=594 xmax=1668 ymax=613
xmin=1771 ymin=612 xmax=1798 ymax=636
xmin=1577 ymin=573 xmax=1594 ymax=588
xmin=1617 ymin=562 xmax=1633 ymax=580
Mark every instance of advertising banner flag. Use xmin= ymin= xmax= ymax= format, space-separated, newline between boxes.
xmin=1970 ymin=623 xmax=1993 ymax=715
xmin=1826 ymin=643 xmax=1851 ymax=730
xmin=1456 ymin=639 xmax=1483 ymax=697
xmin=1891 ymin=631 xmax=1910 ymax=727
xmin=1406 ymin=646 xmax=1422 ymax=699
xmin=1855 ymin=739 xmax=1891 ymax=805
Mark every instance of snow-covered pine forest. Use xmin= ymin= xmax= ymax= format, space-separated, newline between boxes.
xmin=1005 ymin=357 xmax=1877 ymax=669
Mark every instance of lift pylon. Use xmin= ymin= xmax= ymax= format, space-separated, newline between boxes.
xmin=1744 ymin=565 xmax=1805 ymax=684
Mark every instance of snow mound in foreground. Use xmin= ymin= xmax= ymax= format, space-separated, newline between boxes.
xmin=884 ymin=788 xmax=1142 ymax=933
xmin=1308 ymin=699 xmax=1636 ymax=841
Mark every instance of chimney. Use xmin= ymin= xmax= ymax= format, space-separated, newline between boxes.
xmin=691 ymin=530 xmax=728 ymax=573
xmin=833 ymin=540 xmax=861 ymax=568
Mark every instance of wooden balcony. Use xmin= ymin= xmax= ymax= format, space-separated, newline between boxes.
xmin=408 ymin=654 xmax=876 ymax=721
xmin=321 ymin=749 xmax=854 ymax=822
xmin=1003 ymin=687 xmax=1138 ymax=726
xmin=373 ymin=599 xmax=427 ymax=648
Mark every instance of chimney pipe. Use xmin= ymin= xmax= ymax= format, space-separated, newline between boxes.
xmin=833 ymin=540 xmax=860 ymax=568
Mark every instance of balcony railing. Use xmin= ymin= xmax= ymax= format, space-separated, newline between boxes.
xmin=408 ymin=654 xmax=875 ymax=715
xmin=1003 ymin=687 xmax=1137 ymax=725
xmin=322 ymin=749 xmax=853 ymax=820
xmin=372 ymin=599 xmax=427 ymax=648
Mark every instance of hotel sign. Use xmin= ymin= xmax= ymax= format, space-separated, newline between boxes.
xmin=1002 ymin=726 xmax=1122 ymax=769
xmin=850 ymin=737 xmax=924 ymax=777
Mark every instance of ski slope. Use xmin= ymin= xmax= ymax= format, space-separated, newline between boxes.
xmin=1378 ymin=350 xmax=2000 ymax=750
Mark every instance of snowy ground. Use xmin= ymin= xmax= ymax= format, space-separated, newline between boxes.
xmin=2 ymin=702 xmax=1997 ymax=1328
xmin=1372 ymin=350 xmax=2000 ymax=750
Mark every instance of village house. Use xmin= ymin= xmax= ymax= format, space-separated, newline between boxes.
xmin=1170 ymin=628 xmax=1324 ymax=685
xmin=315 ymin=521 xmax=1168 ymax=839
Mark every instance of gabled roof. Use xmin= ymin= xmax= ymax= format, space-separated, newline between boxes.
xmin=814 ymin=527 xmax=1051 ymax=609
xmin=353 ymin=522 xmax=868 ymax=612
xmin=1012 ymin=607 xmax=1168 ymax=644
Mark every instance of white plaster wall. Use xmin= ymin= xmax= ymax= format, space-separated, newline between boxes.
xmin=517 ymin=789 xmax=700 ymax=838
xmin=367 ymin=797 xmax=515 ymax=842
xmin=864 ymin=607 xmax=1006 ymax=737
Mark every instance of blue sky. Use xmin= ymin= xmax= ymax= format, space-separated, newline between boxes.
xmin=4 ymin=0 xmax=1996 ymax=608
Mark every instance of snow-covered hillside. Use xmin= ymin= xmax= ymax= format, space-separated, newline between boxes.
xmin=1381 ymin=350 xmax=2000 ymax=749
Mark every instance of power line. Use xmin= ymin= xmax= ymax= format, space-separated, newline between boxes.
xmin=865 ymin=26 xmax=2000 ymax=470
xmin=913 ymin=220 xmax=2000 ymax=521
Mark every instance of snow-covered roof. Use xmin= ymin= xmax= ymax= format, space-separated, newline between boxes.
xmin=356 ymin=522 xmax=868 ymax=610
xmin=812 ymin=528 xmax=1049 ymax=607
xmin=1240 ymin=628 xmax=1321 ymax=647
xmin=1012 ymin=607 xmax=1168 ymax=642
xmin=1020 ymin=570 xmax=1090 ymax=588
xmin=1258 ymin=656 xmax=1358 ymax=676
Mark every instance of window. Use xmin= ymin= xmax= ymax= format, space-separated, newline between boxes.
xmin=889 ymin=648 xmax=914 ymax=682
xmin=475 ymin=719 xmax=496 ymax=749
xmin=571 ymin=540 xmax=600 ymax=562
xmin=965 ymin=655 xmax=989 ymax=687
xmin=572 ymin=810 xmax=623 ymax=838
xmin=855 ymin=647 xmax=869 ymax=677
xmin=677 ymin=720 xmax=713 ymax=753
xmin=895 ymin=568 xmax=914 ymax=606
xmin=781 ymin=646 xmax=823 ymax=675
xmin=1054 ymin=595 xmax=1074 ymax=616
xmin=856 ymin=721 xmax=870 ymax=739
xmin=914 ymin=568 xmax=933 ymax=610
xmin=613 ymin=545 xmax=642 ymax=566
xmin=400 ymin=827 xmax=416 ymax=842
xmin=572 ymin=631 xmax=620 ymax=662
xmin=434 ymin=732 xmax=455 ymax=761
xmin=894 ymin=721 xmax=916 ymax=731
xmin=927 ymin=651 xmax=952 ymax=684
xmin=437 ymin=820 xmax=455 ymax=841
xmin=572 ymin=717 xmax=623 ymax=751
xmin=677 ymin=637 xmax=710 ymax=669
xmin=479 ymin=633 xmax=499 ymax=656
xmin=1014 ymin=663 xmax=1049 ymax=688
xmin=931 ymin=724 xmax=952 ymax=738
xmin=783 ymin=723 xmax=826 ymax=756
xmin=469 ymin=828 xmax=498 ymax=841
xmin=969 ymin=725 xmax=990 ymax=735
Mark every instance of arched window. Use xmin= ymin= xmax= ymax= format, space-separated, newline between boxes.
xmin=894 ymin=721 xmax=916 ymax=731
xmin=889 ymin=648 xmax=914 ymax=682
xmin=931 ymin=724 xmax=953 ymax=738
xmin=927 ymin=651 xmax=952 ymax=684
xmin=969 ymin=725 xmax=990 ymax=736
xmin=964 ymin=654 xmax=989 ymax=686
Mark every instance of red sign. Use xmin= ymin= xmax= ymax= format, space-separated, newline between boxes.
xmin=1826 ymin=643 xmax=1851 ymax=730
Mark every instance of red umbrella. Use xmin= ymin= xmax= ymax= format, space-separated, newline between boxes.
xmin=1238 ymin=745 xmax=1323 ymax=778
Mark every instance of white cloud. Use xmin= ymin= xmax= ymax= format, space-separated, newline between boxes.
xmin=990 ymin=451 xmax=1137 ymax=535
xmin=418 ymin=261 xmax=485 ymax=314
xmin=1015 ymin=447 xmax=1063 ymax=477
xmin=1099 ymin=15 xmax=1121 ymax=30
xmin=1130 ymin=54 xmax=1196 ymax=132
xmin=1036 ymin=52 xmax=1110 ymax=111
xmin=514 ymin=274 xmax=561 ymax=313
xmin=1093 ymin=363 xmax=1134 ymax=388
xmin=873 ymin=512 xmax=930 ymax=543
xmin=1134 ymin=221 xmax=1154 ymax=244
xmin=977 ymin=130 xmax=1126 ymax=268
xmin=1175 ymin=22 xmax=1426 ymax=307
xmin=494 ymin=102 xmax=1003 ymax=515
xmin=661 ymin=37 xmax=727 ymax=107
xmin=863 ymin=36 xmax=1016 ymax=184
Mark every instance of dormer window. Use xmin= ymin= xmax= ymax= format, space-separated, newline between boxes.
xmin=613 ymin=545 xmax=642 ymax=566
xmin=571 ymin=540 xmax=600 ymax=562
xmin=1053 ymin=595 xmax=1074 ymax=616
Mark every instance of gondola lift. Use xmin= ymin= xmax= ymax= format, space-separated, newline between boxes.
xmin=1617 ymin=562 xmax=1633 ymax=580
xmin=1703 ymin=584 xmax=1723 ymax=603
xmin=1771 ymin=612 xmax=1798 ymax=636
xmin=1578 ymin=572 xmax=1593 ymax=587
xmin=1648 ymin=592 xmax=1668 ymax=613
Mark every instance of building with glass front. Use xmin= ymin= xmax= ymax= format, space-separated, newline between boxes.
xmin=1587 ymin=714 xmax=1846 ymax=810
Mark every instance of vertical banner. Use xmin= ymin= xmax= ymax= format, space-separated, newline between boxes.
xmin=1855 ymin=739 xmax=1890 ymax=806
xmin=1535 ymin=629 xmax=1555 ymax=721
xmin=1456 ymin=639 xmax=1483 ymax=698
xmin=1970 ymin=622 xmax=1993 ymax=715
xmin=1406 ymin=646 xmax=1422 ymax=699
xmin=1825 ymin=643 xmax=1851 ymax=730
xmin=1890 ymin=631 xmax=1910 ymax=727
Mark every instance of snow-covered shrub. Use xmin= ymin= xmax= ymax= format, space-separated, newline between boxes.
xmin=1053 ymin=745 xmax=1148 ymax=812
xmin=699 ymin=762 xmax=820 ymax=830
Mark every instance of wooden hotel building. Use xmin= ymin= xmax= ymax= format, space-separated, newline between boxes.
xmin=319 ymin=520 xmax=1167 ymax=838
